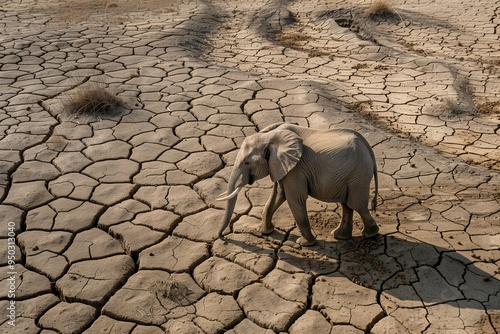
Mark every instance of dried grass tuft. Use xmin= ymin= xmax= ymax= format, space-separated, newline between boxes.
xmin=62 ymin=83 xmax=124 ymax=118
xmin=366 ymin=0 xmax=394 ymax=17
xmin=150 ymin=278 xmax=192 ymax=305
xmin=477 ymin=100 xmax=500 ymax=114
xmin=276 ymin=32 xmax=311 ymax=48
xmin=441 ymin=97 xmax=469 ymax=116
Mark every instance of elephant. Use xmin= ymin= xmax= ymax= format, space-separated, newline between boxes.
xmin=216 ymin=122 xmax=379 ymax=246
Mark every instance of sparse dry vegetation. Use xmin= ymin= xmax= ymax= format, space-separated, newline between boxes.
xmin=374 ymin=64 xmax=389 ymax=70
xmin=346 ymin=100 xmax=373 ymax=113
xmin=406 ymin=42 xmax=426 ymax=55
xmin=308 ymin=48 xmax=330 ymax=58
xmin=477 ymin=100 xmax=500 ymax=114
xmin=441 ymin=97 xmax=469 ymax=116
xmin=62 ymin=83 xmax=124 ymax=118
xmin=276 ymin=32 xmax=311 ymax=48
xmin=150 ymin=278 xmax=192 ymax=305
xmin=352 ymin=63 xmax=369 ymax=70
xmin=366 ymin=0 xmax=394 ymax=18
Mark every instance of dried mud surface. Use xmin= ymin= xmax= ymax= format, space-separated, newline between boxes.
xmin=1 ymin=0 xmax=499 ymax=333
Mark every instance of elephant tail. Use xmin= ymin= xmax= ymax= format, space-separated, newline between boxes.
xmin=371 ymin=154 xmax=378 ymax=212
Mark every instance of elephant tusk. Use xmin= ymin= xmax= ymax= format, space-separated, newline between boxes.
xmin=216 ymin=187 xmax=241 ymax=201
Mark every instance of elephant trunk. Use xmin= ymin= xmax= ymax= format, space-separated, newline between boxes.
xmin=216 ymin=167 xmax=246 ymax=239
xmin=217 ymin=195 xmax=238 ymax=239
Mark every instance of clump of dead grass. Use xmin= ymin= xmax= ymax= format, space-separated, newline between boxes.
xmin=346 ymin=100 xmax=373 ymax=113
xmin=366 ymin=0 xmax=394 ymax=18
xmin=62 ymin=83 xmax=124 ymax=118
xmin=352 ymin=63 xmax=369 ymax=70
xmin=308 ymin=48 xmax=330 ymax=58
xmin=150 ymin=278 xmax=193 ymax=305
xmin=477 ymin=100 xmax=500 ymax=114
xmin=441 ymin=97 xmax=470 ymax=116
xmin=276 ymin=32 xmax=311 ymax=48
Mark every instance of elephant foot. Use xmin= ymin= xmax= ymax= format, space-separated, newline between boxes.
xmin=362 ymin=224 xmax=379 ymax=238
xmin=261 ymin=225 xmax=275 ymax=235
xmin=332 ymin=228 xmax=352 ymax=240
xmin=297 ymin=236 xmax=316 ymax=247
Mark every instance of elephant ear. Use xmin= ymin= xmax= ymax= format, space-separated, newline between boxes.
xmin=268 ymin=130 xmax=303 ymax=182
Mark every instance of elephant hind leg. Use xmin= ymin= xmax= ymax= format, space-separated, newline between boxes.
xmin=345 ymin=183 xmax=378 ymax=238
xmin=333 ymin=203 xmax=353 ymax=240
xmin=358 ymin=209 xmax=379 ymax=238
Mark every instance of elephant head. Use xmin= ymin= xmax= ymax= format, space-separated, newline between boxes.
xmin=216 ymin=128 xmax=303 ymax=239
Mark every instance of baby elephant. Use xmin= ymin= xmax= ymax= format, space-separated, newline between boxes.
xmin=217 ymin=122 xmax=379 ymax=246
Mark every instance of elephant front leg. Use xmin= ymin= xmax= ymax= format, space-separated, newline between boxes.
xmin=286 ymin=196 xmax=316 ymax=246
xmin=262 ymin=182 xmax=285 ymax=235
xmin=332 ymin=203 xmax=353 ymax=240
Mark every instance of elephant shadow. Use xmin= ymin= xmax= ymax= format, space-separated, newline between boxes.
xmin=226 ymin=231 xmax=500 ymax=311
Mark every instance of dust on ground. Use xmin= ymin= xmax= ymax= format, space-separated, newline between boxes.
xmin=29 ymin=0 xmax=181 ymax=25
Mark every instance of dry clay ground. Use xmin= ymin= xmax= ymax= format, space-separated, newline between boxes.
xmin=0 ymin=0 xmax=499 ymax=333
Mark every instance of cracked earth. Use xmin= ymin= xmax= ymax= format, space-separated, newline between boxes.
xmin=1 ymin=0 xmax=499 ymax=333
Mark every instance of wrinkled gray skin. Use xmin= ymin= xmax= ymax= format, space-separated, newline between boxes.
xmin=217 ymin=122 xmax=379 ymax=246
